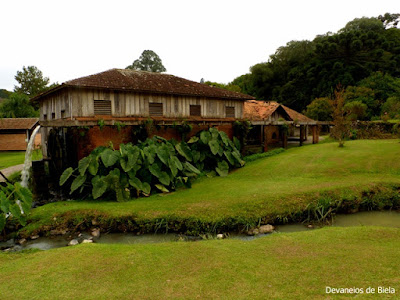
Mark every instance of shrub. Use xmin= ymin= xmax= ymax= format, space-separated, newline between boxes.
xmin=244 ymin=148 xmax=285 ymax=162
xmin=60 ymin=128 xmax=245 ymax=201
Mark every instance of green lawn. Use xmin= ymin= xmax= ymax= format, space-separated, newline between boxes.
xmin=1 ymin=226 xmax=399 ymax=299
xmin=0 ymin=151 xmax=25 ymax=169
xmin=24 ymin=139 xmax=400 ymax=235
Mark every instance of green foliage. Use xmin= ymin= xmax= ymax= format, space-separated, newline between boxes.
xmin=204 ymin=81 xmax=242 ymax=93
xmin=0 ymin=93 xmax=38 ymax=118
xmin=233 ymin=120 xmax=252 ymax=150
xmin=344 ymin=101 xmax=368 ymax=121
xmin=14 ymin=66 xmax=52 ymax=98
xmin=126 ymin=50 xmax=167 ymax=73
xmin=232 ymin=14 xmax=400 ymax=115
xmin=0 ymin=89 xmax=11 ymax=99
xmin=381 ymin=96 xmax=400 ymax=119
xmin=305 ymin=97 xmax=333 ymax=121
xmin=59 ymin=128 xmax=245 ymax=201
xmin=97 ymin=119 xmax=105 ymax=130
xmin=0 ymin=182 xmax=32 ymax=232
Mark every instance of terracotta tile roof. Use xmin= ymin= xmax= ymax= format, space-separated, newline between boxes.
xmin=244 ymin=100 xmax=315 ymax=122
xmin=0 ymin=118 xmax=39 ymax=130
xmin=243 ymin=100 xmax=280 ymax=120
xmin=33 ymin=69 xmax=255 ymax=101
xmin=281 ymin=104 xmax=314 ymax=123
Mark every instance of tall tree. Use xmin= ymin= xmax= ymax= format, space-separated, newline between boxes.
xmin=0 ymin=93 xmax=38 ymax=118
xmin=14 ymin=66 xmax=51 ymax=97
xmin=126 ymin=50 xmax=167 ymax=72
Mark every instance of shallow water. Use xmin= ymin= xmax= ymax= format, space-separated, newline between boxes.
xmin=275 ymin=210 xmax=400 ymax=233
xmin=6 ymin=210 xmax=400 ymax=251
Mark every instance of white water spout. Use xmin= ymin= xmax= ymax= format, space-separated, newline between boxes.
xmin=20 ymin=125 xmax=41 ymax=188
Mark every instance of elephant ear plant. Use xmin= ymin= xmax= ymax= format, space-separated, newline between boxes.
xmin=0 ymin=182 xmax=32 ymax=232
xmin=60 ymin=128 xmax=245 ymax=202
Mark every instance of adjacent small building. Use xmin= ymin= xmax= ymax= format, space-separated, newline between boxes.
xmin=243 ymin=100 xmax=319 ymax=151
xmin=0 ymin=118 xmax=40 ymax=151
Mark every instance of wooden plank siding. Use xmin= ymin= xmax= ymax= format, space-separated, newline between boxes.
xmin=39 ymin=88 xmax=244 ymax=122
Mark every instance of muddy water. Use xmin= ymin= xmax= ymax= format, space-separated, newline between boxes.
xmin=5 ymin=211 xmax=400 ymax=251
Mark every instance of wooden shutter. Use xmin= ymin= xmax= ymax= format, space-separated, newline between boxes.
xmin=190 ymin=105 xmax=201 ymax=116
xmin=226 ymin=106 xmax=235 ymax=118
xmin=94 ymin=100 xmax=111 ymax=115
xmin=149 ymin=103 xmax=163 ymax=116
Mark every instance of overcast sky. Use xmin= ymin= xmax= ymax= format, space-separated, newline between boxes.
xmin=1 ymin=0 xmax=399 ymax=91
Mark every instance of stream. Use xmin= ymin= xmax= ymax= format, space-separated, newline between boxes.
xmin=2 ymin=211 xmax=400 ymax=252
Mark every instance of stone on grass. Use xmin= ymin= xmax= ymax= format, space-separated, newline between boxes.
xmin=216 ymin=234 xmax=224 ymax=239
xmin=68 ymin=239 xmax=79 ymax=246
xmin=82 ymin=239 xmax=93 ymax=244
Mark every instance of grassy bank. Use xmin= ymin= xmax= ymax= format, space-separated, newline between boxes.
xmin=1 ymin=226 xmax=399 ymax=299
xmin=0 ymin=151 xmax=25 ymax=169
xmin=21 ymin=139 xmax=400 ymax=236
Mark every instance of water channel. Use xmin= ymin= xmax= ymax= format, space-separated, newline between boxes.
xmin=2 ymin=211 xmax=400 ymax=252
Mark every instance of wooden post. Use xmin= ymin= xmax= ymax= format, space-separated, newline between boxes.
xmin=299 ymin=125 xmax=304 ymax=146
xmin=281 ymin=130 xmax=288 ymax=149
xmin=312 ymin=125 xmax=319 ymax=144
xmin=263 ymin=125 xmax=268 ymax=152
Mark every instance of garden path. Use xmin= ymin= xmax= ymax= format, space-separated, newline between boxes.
xmin=0 ymin=164 xmax=24 ymax=182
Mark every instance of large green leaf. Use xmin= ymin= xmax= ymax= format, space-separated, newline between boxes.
xmin=155 ymin=184 xmax=169 ymax=193
xmin=210 ymin=127 xmax=219 ymax=139
xmin=219 ymin=131 xmax=230 ymax=146
xmin=91 ymin=176 xmax=108 ymax=199
xmin=59 ymin=167 xmax=74 ymax=186
xmin=187 ymin=136 xmax=199 ymax=143
xmin=145 ymin=145 xmax=156 ymax=164
xmin=128 ymin=148 xmax=140 ymax=166
xmin=78 ymin=156 xmax=91 ymax=176
xmin=149 ymin=163 xmax=162 ymax=178
xmin=129 ymin=177 xmax=143 ymax=191
xmin=208 ymin=140 xmax=220 ymax=156
xmin=168 ymin=158 xmax=178 ymax=177
xmin=0 ymin=191 xmax=9 ymax=214
xmin=233 ymin=136 xmax=241 ymax=151
xmin=200 ymin=131 xmax=211 ymax=144
xmin=175 ymin=142 xmax=192 ymax=161
xmin=158 ymin=171 xmax=170 ymax=186
xmin=224 ymin=151 xmax=235 ymax=165
xmin=120 ymin=156 xmax=132 ymax=172
xmin=88 ymin=157 xmax=99 ymax=175
xmin=232 ymin=151 xmax=245 ymax=167
xmin=216 ymin=160 xmax=229 ymax=177
xmin=184 ymin=161 xmax=201 ymax=175
xmin=100 ymin=149 xmax=120 ymax=168
xmin=142 ymin=182 xmax=151 ymax=195
xmin=156 ymin=146 xmax=169 ymax=166
xmin=170 ymin=155 xmax=183 ymax=171
xmin=70 ymin=174 xmax=87 ymax=194
xmin=9 ymin=203 xmax=21 ymax=219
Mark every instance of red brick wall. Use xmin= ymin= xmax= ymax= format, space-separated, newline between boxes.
xmin=74 ymin=124 xmax=235 ymax=160
xmin=0 ymin=133 xmax=26 ymax=150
